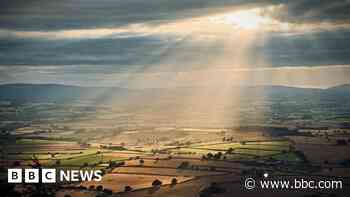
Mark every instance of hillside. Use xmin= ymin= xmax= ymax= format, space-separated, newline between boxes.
xmin=0 ymin=84 xmax=349 ymax=103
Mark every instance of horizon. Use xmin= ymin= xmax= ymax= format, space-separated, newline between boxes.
xmin=1 ymin=82 xmax=349 ymax=90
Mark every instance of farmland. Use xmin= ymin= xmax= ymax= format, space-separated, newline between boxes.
xmin=1 ymin=84 xmax=350 ymax=196
xmin=2 ymin=126 xmax=350 ymax=197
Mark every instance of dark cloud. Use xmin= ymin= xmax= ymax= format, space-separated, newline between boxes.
xmin=0 ymin=34 xmax=167 ymax=66
xmin=272 ymin=0 xmax=350 ymax=24
xmin=1 ymin=0 xmax=350 ymax=31
xmin=250 ymin=29 xmax=350 ymax=67
xmin=1 ymin=0 xmax=350 ymax=76
xmin=0 ymin=0 xmax=269 ymax=31
xmin=0 ymin=33 xmax=225 ymax=72
xmin=1 ymin=29 xmax=350 ymax=69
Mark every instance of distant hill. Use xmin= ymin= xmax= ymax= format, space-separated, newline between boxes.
xmin=0 ymin=84 xmax=132 ymax=103
xmin=324 ymin=84 xmax=350 ymax=99
xmin=327 ymin=84 xmax=350 ymax=91
xmin=0 ymin=83 xmax=349 ymax=103
xmin=244 ymin=85 xmax=321 ymax=98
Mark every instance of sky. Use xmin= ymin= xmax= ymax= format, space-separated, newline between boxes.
xmin=1 ymin=0 xmax=350 ymax=88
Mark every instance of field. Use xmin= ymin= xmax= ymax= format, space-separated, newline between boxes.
xmin=81 ymin=174 xmax=192 ymax=193
xmin=2 ymin=128 xmax=350 ymax=197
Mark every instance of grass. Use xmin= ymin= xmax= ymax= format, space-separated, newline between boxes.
xmin=172 ymin=148 xmax=220 ymax=155
xmin=80 ymin=174 xmax=193 ymax=193
xmin=224 ymin=154 xmax=257 ymax=161
xmin=16 ymin=139 xmax=76 ymax=145
xmin=48 ymin=153 xmax=127 ymax=167
xmin=193 ymin=143 xmax=241 ymax=150
xmin=269 ymin=152 xmax=303 ymax=162
xmin=246 ymin=140 xmax=290 ymax=146
xmin=58 ymin=154 xmax=104 ymax=166
xmin=192 ymin=140 xmax=290 ymax=150
xmin=5 ymin=145 xmax=128 ymax=168
xmin=233 ymin=149 xmax=280 ymax=156
xmin=166 ymin=140 xmax=294 ymax=161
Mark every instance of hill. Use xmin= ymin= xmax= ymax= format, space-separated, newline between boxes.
xmin=0 ymin=83 xmax=349 ymax=103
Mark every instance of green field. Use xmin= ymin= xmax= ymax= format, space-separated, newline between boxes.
xmin=52 ymin=153 xmax=125 ymax=166
xmin=192 ymin=140 xmax=290 ymax=150
xmin=5 ymin=140 xmax=128 ymax=168
xmin=16 ymin=139 xmax=77 ymax=145
xmin=166 ymin=140 xmax=302 ymax=162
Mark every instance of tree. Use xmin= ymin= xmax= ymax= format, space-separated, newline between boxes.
xmin=96 ymin=185 xmax=103 ymax=191
xmin=226 ymin=148 xmax=233 ymax=154
xmin=139 ymin=159 xmax=144 ymax=165
xmin=124 ymin=186 xmax=133 ymax=192
xmin=152 ymin=179 xmax=162 ymax=187
xmin=171 ymin=178 xmax=178 ymax=185
xmin=214 ymin=152 xmax=222 ymax=160
xmin=206 ymin=153 xmax=213 ymax=160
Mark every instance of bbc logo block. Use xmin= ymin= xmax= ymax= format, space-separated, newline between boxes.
xmin=8 ymin=169 xmax=22 ymax=183
xmin=8 ymin=169 xmax=56 ymax=183
xmin=24 ymin=169 xmax=39 ymax=183
xmin=42 ymin=169 xmax=56 ymax=183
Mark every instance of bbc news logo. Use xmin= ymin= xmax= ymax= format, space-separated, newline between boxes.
xmin=8 ymin=169 xmax=102 ymax=183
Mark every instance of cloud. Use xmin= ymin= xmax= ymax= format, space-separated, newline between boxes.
xmin=1 ymin=0 xmax=350 ymax=88
xmin=0 ymin=0 xmax=269 ymax=31
xmin=269 ymin=0 xmax=350 ymax=25
xmin=2 ymin=0 xmax=350 ymax=32
xmin=250 ymin=29 xmax=350 ymax=67
xmin=0 ymin=34 xmax=176 ymax=66
xmin=1 ymin=27 xmax=349 ymax=68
